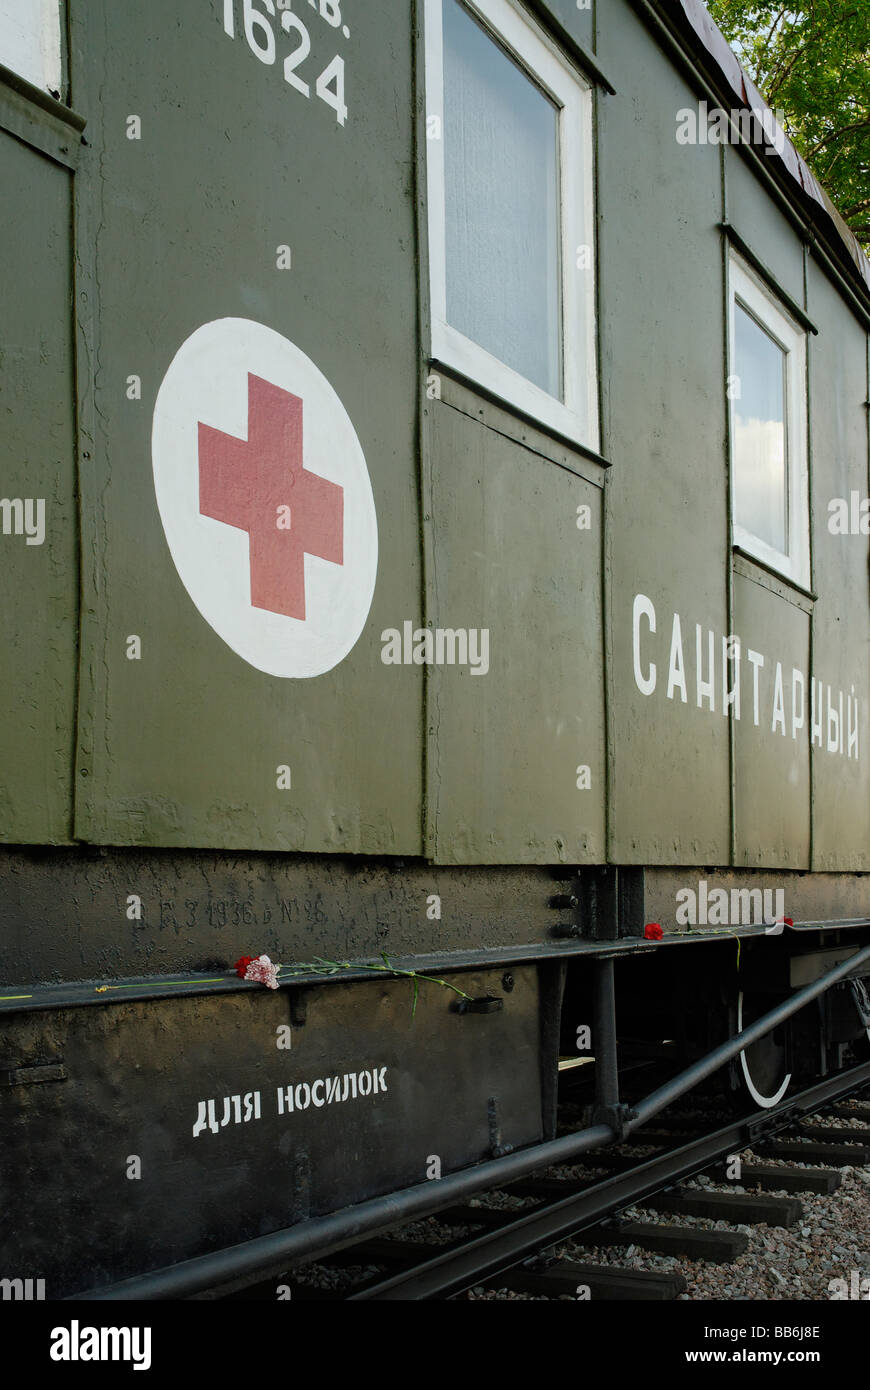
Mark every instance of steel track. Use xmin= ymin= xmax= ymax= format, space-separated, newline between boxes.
xmin=346 ymin=1061 xmax=870 ymax=1300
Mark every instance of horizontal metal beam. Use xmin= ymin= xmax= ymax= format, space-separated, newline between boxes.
xmin=11 ymin=922 xmax=869 ymax=1017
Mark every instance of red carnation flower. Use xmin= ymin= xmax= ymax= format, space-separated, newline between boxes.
xmin=644 ymin=923 xmax=663 ymax=941
xmin=234 ymin=956 xmax=254 ymax=979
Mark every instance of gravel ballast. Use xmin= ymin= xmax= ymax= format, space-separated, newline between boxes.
xmin=459 ymin=1103 xmax=870 ymax=1301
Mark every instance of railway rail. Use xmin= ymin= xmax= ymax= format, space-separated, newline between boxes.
xmin=309 ymin=1063 xmax=870 ymax=1300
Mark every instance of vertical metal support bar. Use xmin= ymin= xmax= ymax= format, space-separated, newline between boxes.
xmin=593 ymin=956 xmax=620 ymax=1115
xmin=539 ymin=961 xmax=567 ymax=1140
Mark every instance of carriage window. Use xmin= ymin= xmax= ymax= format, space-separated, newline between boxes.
xmin=729 ymin=253 xmax=808 ymax=587
xmin=443 ymin=0 xmax=560 ymax=397
xmin=733 ymin=306 xmax=788 ymax=554
xmin=0 ymin=0 xmax=63 ymax=96
xmin=425 ymin=0 xmax=598 ymax=450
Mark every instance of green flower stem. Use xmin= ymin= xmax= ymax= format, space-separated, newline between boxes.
xmin=273 ymin=953 xmax=474 ymax=1013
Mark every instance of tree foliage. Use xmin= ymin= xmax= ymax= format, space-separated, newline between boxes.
xmin=704 ymin=1 xmax=870 ymax=243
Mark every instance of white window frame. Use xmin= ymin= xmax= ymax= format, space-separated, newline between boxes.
xmin=727 ymin=250 xmax=809 ymax=589
xmin=0 ymin=0 xmax=62 ymax=96
xmin=424 ymin=0 xmax=599 ymax=452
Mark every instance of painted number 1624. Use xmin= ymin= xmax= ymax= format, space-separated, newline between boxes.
xmin=222 ymin=0 xmax=348 ymax=127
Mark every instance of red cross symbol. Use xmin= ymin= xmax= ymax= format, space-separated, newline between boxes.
xmin=198 ymin=373 xmax=344 ymax=620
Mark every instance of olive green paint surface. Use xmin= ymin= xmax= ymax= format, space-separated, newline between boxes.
xmin=424 ymin=390 xmax=605 ymax=864
xmin=806 ymin=265 xmax=870 ymax=871
xmin=68 ymin=1 xmax=422 ymax=851
xmin=0 ymin=0 xmax=867 ymax=888
xmin=534 ymin=0 xmax=594 ymax=52
xmin=723 ymin=145 xmax=806 ymax=307
xmin=0 ymin=132 xmax=77 ymax=844
xmin=732 ymin=569 xmax=810 ymax=868
xmin=598 ymin=0 xmax=731 ymax=865
xmin=596 ymin=0 xmax=868 ymax=873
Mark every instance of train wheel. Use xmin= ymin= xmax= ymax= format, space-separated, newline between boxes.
xmin=736 ymin=990 xmax=791 ymax=1109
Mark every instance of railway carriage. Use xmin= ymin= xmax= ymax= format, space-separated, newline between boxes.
xmin=1 ymin=0 xmax=869 ymax=1297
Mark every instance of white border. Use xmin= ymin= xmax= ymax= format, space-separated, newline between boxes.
xmin=151 ymin=318 xmax=378 ymax=680
xmin=424 ymin=0 xmax=599 ymax=451
xmin=728 ymin=251 xmax=809 ymax=589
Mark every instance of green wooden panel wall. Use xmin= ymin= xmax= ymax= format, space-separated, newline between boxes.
xmin=0 ymin=131 xmax=77 ymax=844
